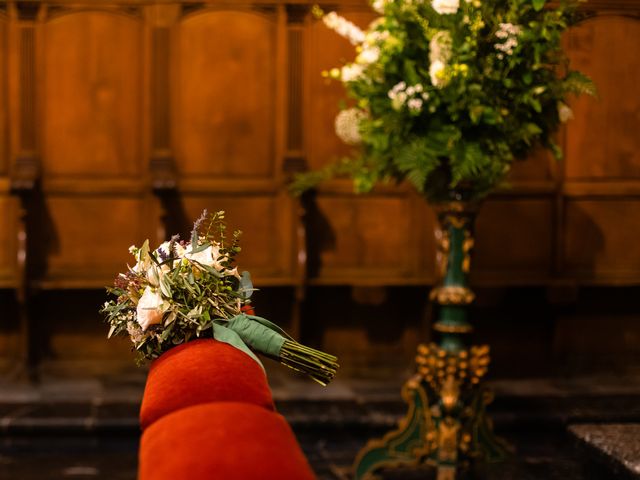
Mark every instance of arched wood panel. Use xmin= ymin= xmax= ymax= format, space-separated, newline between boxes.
xmin=41 ymin=11 xmax=143 ymax=178
xmin=173 ymin=9 xmax=277 ymax=178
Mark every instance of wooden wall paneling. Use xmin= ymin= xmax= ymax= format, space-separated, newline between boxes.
xmin=172 ymin=6 xmax=278 ymax=181
xmin=145 ymin=5 xmax=181 ymax=243
xmin=41 ymin=10 xmax=144 ymax=180
xmin=309 ymin=192 xmax=419 ymax=284
xmin=473 ymin=198 xmax=554 ymax=285
xmin=562 ymin=198 xmax=640 ymax=284
xmin=564 ymin=14 xmax=640 ymax=181
xmin=412 ymin=194 xmax=438 ymax=283
xmin=38 ymin=195 xmax=151 ymax=288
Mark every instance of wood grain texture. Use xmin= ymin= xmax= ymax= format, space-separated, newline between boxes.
xmin=309 ymin=194 xmax=421 ymax=283
xmin=565 ymin=16 xmax=640 ymax=180
xmin=39 ymin=196 xmax=151 ymax=287
xmin=41 ymin=11 xmax=143 ymax=178
xmin=173 ymin=8 xmax=277 ymax=178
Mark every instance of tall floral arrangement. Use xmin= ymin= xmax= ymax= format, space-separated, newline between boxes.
xmin=292 ymin=0 xmax=595 ymax=201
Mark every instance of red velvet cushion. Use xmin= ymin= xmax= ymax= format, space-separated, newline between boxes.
xmin=139 ymin=402 xmax=316 ymax=480
xmin=139 ymin=339 xmax=274 ymax=430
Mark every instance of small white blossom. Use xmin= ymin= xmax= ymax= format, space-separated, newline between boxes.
xmin=558 ymin=102 xmax=574 ymax=123
xmin=391 ymin=92 xmax=408 ymax=111
xmin=335 ymin=108 xmax=368 ymax=145
xmin=407 ymin=98 xmax=424 ymax=112
xmin=341 ymin=63 xmax=365 ymax=82
xmin=429 ymin=60 xmax=447 ymax=88
xmin=357 ymin=46 xmax=380 ymax=65
xmin=432 ymin=0 xmax=460 ymax=15
xmin=494 ymin=23 xmax=522 ymax=57
xmin=371 ymin=0 xmax=388 ymax=13
xmin=323 ymin=12 xmax=365 ymax=45
xmin=430 ymin=31 xmax=452 ymax=65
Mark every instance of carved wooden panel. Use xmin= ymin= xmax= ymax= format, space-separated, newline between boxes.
xmin=565 ymin=15 xmax=640 ymax=180
xmin=0 ymin=195 xmax=17 ymax=287
xmin=563 ymin=199 xmax=640 ymax=282
xmin=474 ymin=199 xmax=554 ymax=283
xmin=306 ymin=9 xmax=376 ymax=170
xmin=173 ymin=9 xmax=277 ymax=178
xmin=180 ymin=195 xmax=294 ymax=283
xmin=41 ymin=11 xmax=143 ymax=178
xmin=41 ymin=196 xmax=150 ymax=287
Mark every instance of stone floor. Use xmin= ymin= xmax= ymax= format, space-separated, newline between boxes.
xmin=1 ymin=370 xmax=639 ymax=479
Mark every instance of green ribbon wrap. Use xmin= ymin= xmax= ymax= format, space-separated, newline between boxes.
xmin=212 ymin=314 xmax=288 ymax=372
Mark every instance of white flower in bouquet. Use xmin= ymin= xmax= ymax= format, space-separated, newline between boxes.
xmin=371 ymin=0 xmax=389 ymax=14
xmin=429 ymin=59 xmax=447 ymax=88
xmin=335 ymin=108 xmax=368 ymax=145
xmin=432 ymin=0 xmax=460 ymax=15
xmin=357 ymin=45 xmax=381 ymax=65
xmin=185 ymin=243 xmax=222 ymax=269
xmin=407 ymin=98 xmax=424 ymax=113
xmin=136 ymin=286 xmax=165 ymax=331
xmin=430 ymin=31 xmax=452 ymax=65
xmin=323 ymin=12 xmax=365 ymax=45
xmin=341 ymin=63 xmax=365 ymax=82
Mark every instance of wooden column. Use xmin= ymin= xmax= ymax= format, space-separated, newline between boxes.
xmin=8 ymin=0 xmax=42 ymax=380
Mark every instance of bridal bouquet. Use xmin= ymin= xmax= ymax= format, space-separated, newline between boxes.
xmin=101 ymin=210 xmax=338 ymax=386
xmin=292 ymin=0 xmax=595 ymax=201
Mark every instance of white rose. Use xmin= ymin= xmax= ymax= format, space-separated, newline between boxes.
xmin=432 ymin=0 xmax=459 ymax=14
xmin=185 ymin=244 xmax=219 ymax=267
xmin=136 ymin=287 xmax=164 ymax=331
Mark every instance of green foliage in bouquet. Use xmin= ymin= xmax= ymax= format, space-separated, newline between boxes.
xmin=291 ymin=0 xmax=595 ymax=201
xmin=101 ymin=211 xmax=338 ymax=386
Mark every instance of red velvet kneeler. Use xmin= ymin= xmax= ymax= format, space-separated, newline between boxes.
xmin=139 ymin=402 xmax=316 ymax=480
xmin=140 ymin=339 xmax=275 ymax=429
xmin=139 ymin=339 xmax=316 ymax=479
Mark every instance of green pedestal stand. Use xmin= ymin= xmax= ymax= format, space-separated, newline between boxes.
xmin=353 ymin=201 xmax=509 ymax=480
